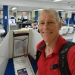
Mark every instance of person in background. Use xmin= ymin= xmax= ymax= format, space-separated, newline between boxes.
xmin=36 ymin=8 xmax=75 ymax=75
xmin=31 ymin=21 xmax=38 ymax=29
xmin=31 ymin=22 xmax=35 ymax=28
xmin=21 ymin=15 xmax=24 ymax=21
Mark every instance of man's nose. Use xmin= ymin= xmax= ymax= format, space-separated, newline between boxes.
xmin=43 ymin=23 xmax=49 ymax=28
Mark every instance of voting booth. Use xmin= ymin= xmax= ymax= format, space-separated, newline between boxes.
xmin=0 ymin=28 xmax=43 ymax=75
xmin=13 ymin=29 xmax=35 ymax=75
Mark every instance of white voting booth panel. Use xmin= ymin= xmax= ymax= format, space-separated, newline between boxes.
xmin=0 ymin=31 xmax=10 ymax=75
xmin=28 ymin=29 xmax=43 ymax=59
xmin=72 ymin=32 xmax=75 ymax=42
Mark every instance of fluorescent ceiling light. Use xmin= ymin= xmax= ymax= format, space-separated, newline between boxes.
xmin=11 ymin=7 xmax=17 ymax=10
xmin=53 ymin=0 xmax=62 ymax=2
xmin=67 ymin=11 xmax=75 ymax=12
xmin=57 ymin=10 xmax=64 ymax=11
xmin=33 ymin=10 xmax=37 ymax=11
xmin=38 ymin=9 xmax=43 ymax=11
xmin=34 ymin=9 xmax=43 ymax=11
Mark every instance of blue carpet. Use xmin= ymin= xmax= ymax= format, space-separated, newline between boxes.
xmin=4 ymin=56 xmax=37 ymax=75
xmin=4 ymin=58 xmax=15 ymax=75
xmin=28 ymin=55 xmax=37 ymax=73
xmin=31 ymin=60 xmax=37 ymax=73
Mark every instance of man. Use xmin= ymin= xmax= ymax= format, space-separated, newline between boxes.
xmin=36 ymin=8 xmax=75 ymax=75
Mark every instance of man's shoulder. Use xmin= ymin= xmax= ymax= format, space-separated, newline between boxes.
xmin=67 ymin=43 xmax=75 ymax=72
xmin=36 ymin=40 xmax=45 ymax=50
xmin=68 ymin=44 xmax=75 ymax=56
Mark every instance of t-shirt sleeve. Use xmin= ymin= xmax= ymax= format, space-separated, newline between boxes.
xmin=67 ymin=46 xmax=75 ymax=75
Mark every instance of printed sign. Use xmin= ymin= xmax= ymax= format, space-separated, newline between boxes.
xmin=17 ymin=68 xmax=28 ymax=75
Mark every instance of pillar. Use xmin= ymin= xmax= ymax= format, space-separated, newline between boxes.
xmin=3 ymin=5 xmax=8 ymax=35
xmin=34 ymin=11 xmax=38 ymax=21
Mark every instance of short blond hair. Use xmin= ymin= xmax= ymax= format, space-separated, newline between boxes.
xmin=38 ymin=8 xmax=60 ymax=22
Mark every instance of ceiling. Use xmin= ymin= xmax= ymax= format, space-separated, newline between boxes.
xmin=0 ymin=0 xmax=75 ymax=12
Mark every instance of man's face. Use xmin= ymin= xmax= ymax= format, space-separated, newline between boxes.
xmin=38 ymin=12 xmax=61 ymax=43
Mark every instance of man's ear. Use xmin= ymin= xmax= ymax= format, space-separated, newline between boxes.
xmin=58 ymin=22 xmax=62 ymax=30
xmin=38 ymin=25 xmax=40 ymax=33
xmin=38 ymin=29 xmax=40 ymax=33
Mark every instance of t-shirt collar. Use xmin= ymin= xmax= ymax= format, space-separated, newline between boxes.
xmin=52 ymin=35 xmax=67 ymax=54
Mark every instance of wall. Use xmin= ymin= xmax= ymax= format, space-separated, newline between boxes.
xmin=8 ymin=10 xmax=32 ymax=20
xmin=0 ymin=10 xmax=3 ymax=18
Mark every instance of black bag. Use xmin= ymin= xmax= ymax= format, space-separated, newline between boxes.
xmin=36 ymin=41 xmax=75 ymax=75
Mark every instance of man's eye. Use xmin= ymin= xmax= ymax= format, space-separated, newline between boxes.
xmin=48 ymin=22 xmax=53 ymax=24
xmin=39 ymin=22 xmax=44 ymax=25
xmin=41 ymin=23 xmax=44 ymax=24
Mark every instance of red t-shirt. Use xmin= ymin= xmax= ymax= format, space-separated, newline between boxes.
xmin=36 ymin=35 xmax=75 ymax=75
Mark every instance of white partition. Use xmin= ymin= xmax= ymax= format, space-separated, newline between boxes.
xmin=28 ymin=29 xmax=43 ymax=59
xmin=72 ymin=32 xmax=75 ymax=42
xmin=9 ymin=30 xmax=14 ymax=58
xmin=0 ymin=31 xmax=10 ymax=75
